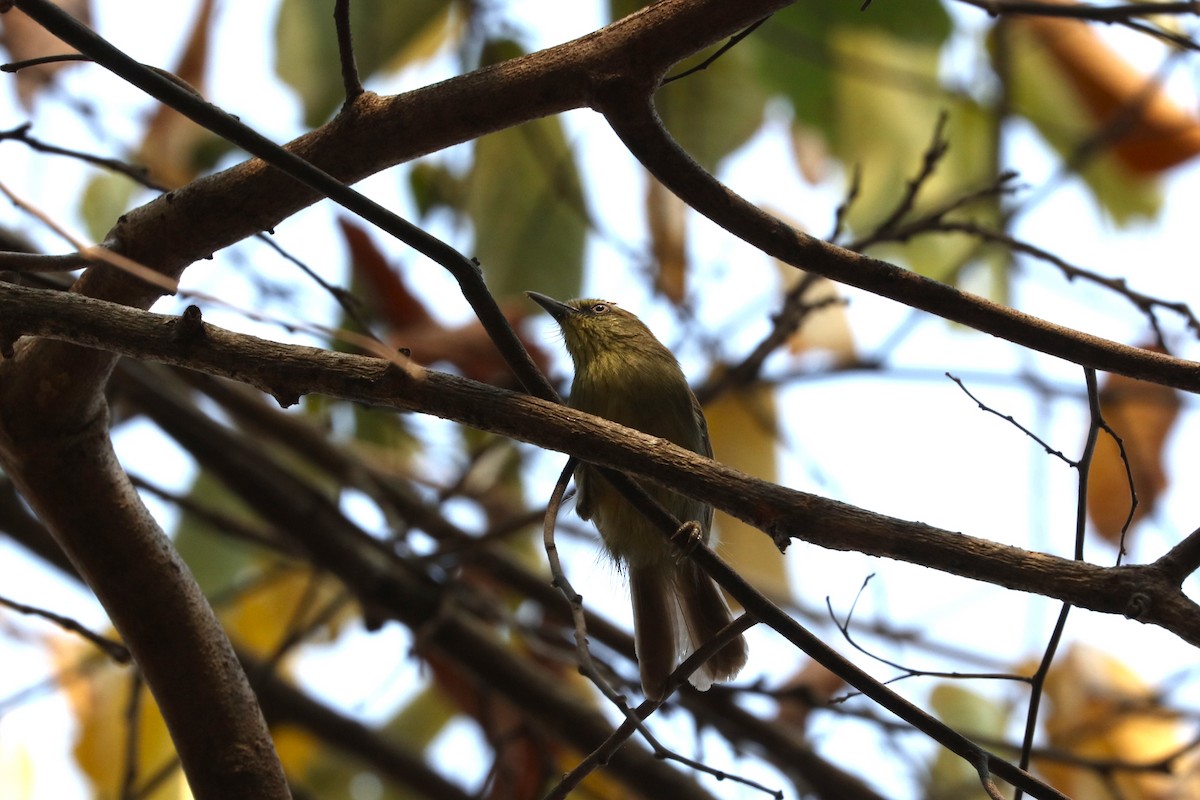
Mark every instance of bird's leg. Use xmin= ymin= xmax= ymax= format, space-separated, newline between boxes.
xmin=670 ymin=520 xmax=705 ymax=560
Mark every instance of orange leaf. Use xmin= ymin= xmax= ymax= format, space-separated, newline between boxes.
xmin=1014 ymin=3 xmax=1200 ymax=174
xmin=136 ymin=0 xmax=218 ymax=188
xmin=1086 ymin=348 xmax=1180 ymax=544
xmin=776 ymin=660 xmax=846 ymax=731
xmin=339 ymin=217 xmax=435 ymax=330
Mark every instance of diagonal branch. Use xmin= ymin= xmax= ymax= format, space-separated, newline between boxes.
xmin=591 ymin=86 xmax=1200 ymax=393
xmin=4 ymin=284 xmax=1196 ymax=649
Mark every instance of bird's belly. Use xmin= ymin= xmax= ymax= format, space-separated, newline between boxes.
xmin=578 ymin=466 xmax=706 ymax=569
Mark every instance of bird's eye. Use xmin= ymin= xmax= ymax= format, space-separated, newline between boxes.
xmin=590 ymin=302 xmax=610 ymax=315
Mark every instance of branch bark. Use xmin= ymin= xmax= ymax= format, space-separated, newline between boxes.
xmin=5 ymin=283 xmax=1195 ymax=649
xmin=594 ymin=89 xmax=1200 ymax=392
xmin=5 ymin=2 xmax=1198 ymax=796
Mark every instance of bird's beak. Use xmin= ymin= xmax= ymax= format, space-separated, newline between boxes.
xmin=526 ymin=291 xmax=576 ymax=323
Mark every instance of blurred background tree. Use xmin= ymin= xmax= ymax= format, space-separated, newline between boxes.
xmin=2 ymin=1 xmax=1200 ymax=798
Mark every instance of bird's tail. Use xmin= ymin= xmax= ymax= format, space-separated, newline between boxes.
xmin=675 ymin=561 xmax=748 ymax=690
xmin=629 ymin=563 xmax=747 ymax=700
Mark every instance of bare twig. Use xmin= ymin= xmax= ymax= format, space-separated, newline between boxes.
xmin=0 ymin=592 xmax=129 ymax=662
xmin=333 ymin=0 xmax=364 ymax=101
xmin=12 ymin=0 xmax=554 ymax=400
xmin=5 ymin=282 xmax=1200 ymax=651
xmin=947 ymin=372 xmax=1076 ymax=466
xmin=663 ymin=16 xmax=770 ymax=84
xmin=121 ymin=670 xmax=145 ymax=800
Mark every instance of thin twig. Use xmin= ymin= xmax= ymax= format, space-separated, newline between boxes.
xmin=930 ymin=222 xmax=1200 ymax=343
xmin=0 ymin=250 xmax=89 ymax=273
xmin=540 ymin=459 xmax=661 ymax=728
xmin=0 ymin=592 xmax=130 ymax=662
xmin=870 ymin=111 xmax=950 ymax=240
xmin=549 ymin=614 xmax=776 ymax=800
xmin=663 ymin=17 xmax=769 ymax=84
xmin=695 ymin=272 xmax=823 ymax=403
xmin=826 ymin=577 xmax=1029 ymax=686
xmin=1 ymin=122 xmax=381 ymax=335
xmin=334 ymin=0 xmax=364 ymax=101
xmin=120 ymin=670 xmax=145 ymax=800
xmin=1013 ymin=367 xmax=1100 ymax=800
xmin=947 ymin=373 xmax=1076 ymax=465
xmin=828 ymin=163 xmax=861 ymax=244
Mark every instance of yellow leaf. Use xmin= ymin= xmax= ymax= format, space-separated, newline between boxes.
xmin=704 ymin=381 xmax=790 ymax=602
xmin=1037 ymin=644 xmax=1197 ymax=799
xmin=272 ymin=724 xmax=321 ymax=782
xmin=926 ymin=684 xmax=1011 ymax=799
xmin=0 ymin=739 xmax=37 ymax=800
xmin=222 ymin=566 xmax=354 ymax=660
xmin=54 ymin=639 xmax=187 ymax=800
xmin=646 ymin=180 xmax=688 ymax=302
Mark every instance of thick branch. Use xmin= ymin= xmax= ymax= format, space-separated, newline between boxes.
xmin=593 ymin=90 xmax=1200 ymax=393
xmin=0 ymin=403 xmax=288 ymax=799
xmin=0 ymin=5 xmax=791 ymax=795
xmin=7 ymin=0 xmax=790 ymax=416
xmin=5 ymin=284 xmax=1196 ymax=648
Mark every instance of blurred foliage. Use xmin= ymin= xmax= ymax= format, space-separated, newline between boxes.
xmin=1036 ymin=645 xmax=1200 ymax=799
xmin=275 ymin=0 xmax=462 ymax=128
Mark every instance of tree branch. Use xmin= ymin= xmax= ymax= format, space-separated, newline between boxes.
xmin=592 ymin=87 xmax=1200 ymax=393
xmin=4 ymin=284 xmax=1194 ymax=649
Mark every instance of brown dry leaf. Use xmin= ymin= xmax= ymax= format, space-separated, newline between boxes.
xmin=1086 ymin=352 xmax=1180 ymax=545
xmin=339 ymin=217 xmax=435 ymax=330
xmin=339 ymin=218 xmax=552 ymax=387
xmin=780 ymin=268 xmax=856 ymax=366
xmin=1035 ymin=644 xmax=1200 ymax=799
xmin=705 ymin=379 xmax=790 ymax=603
xmin=646 ymin=179 xmax=688 ymax=302
xmin=789 ymin=122 xmax=830 ymax=185
xmin=775 ymin=660 xmax=846 ymax=731
xmin=1012 ymin=2 xmax=1200 ymax=175
xmin=135 ymin=0 xmax=219 ymax=188
xmin=0 ymin=1 xmax=91 ymax=108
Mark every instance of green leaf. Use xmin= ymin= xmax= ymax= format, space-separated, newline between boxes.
xmin=464 ymin=42 xmax=586 ymax=301
xmin=275 ymin=0 xmax=458 ymax=128
xmin=654 ymin=31 xmax=769 ymax=171
xmin=173 ymin=468 xmax=268 ymax=596
xmin=381 ymin=682 xmax=458 ymax=750
xmin=755 ymin=0 xmax=952 ymax=139
xmin=926 ymin=684 xmax=1013 ymax=799
xmin=998 ymin=22 xmax=1162 ymax=224
xmin=79 ymin=171 xmax=137 ymax=242
xmin=803 ymin=27 xmax=1003 ymax=286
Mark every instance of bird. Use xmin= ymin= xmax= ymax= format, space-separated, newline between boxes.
xmin=527 ymin=291 xmax=747 ymax=700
